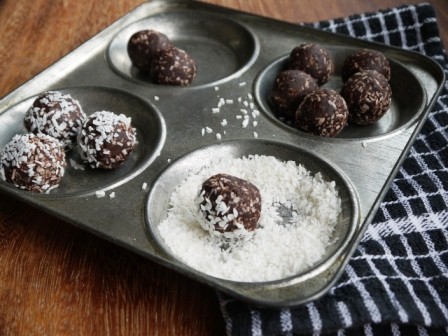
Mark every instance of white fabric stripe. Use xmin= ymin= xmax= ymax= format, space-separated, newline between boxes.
xmin=394 ymin=6 xmax=410 ymax=49
xmin=250 ymin=310 xmax=262 ymax=336
xmin=367 ymin=224 xmax=433 ymax=325
xmin=427 ymin=36 xmax=442 ymax=44
xmin=343 ymin=17 xmax=356 ymax=37
xmin=377 ymin=11 xmax=391 ymax=44
xmin=332 ymin=272 xmax=448 ymax=291
xmin=391 ymin=323 xmax=401 ymax=336
xmin=360 ymin=14 xmax=374 ymax=40
xmin=363 ymin=210 xmax=448 ymax=240
xmin=357 ymin=244 xmax=409 ymax=323
xmin=345 ymin=264 xmax=382 ymax=323
xmin=363 ymin=323 xmax=374 ymax=336
xmin=216 ymin=293 xmax=233 ymax=336
xmin=418 ymin=325 xmax=430 ymax=336
xmin=327 ymin=19 xmax=338 ymax=33
xmin=378 ymin=191 xmax=448 ymax=209
xmin=307 ymin=302 xmax=322 ymax=333
xmin=336 ymin=301 xmax=353 ymax=328
xmin=409 ymin=5 xmax=426 ymax=53
xmin=279 ymin=309 xmax=293 ymax=335
xmin=350 ymin=249 xmax=448 ymax=263
xmin=337 ymin=329 xmax=346 ymax=336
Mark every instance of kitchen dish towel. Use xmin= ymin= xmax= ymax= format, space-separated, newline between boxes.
xmin=218 ymin=3 xmax=448 ymax=335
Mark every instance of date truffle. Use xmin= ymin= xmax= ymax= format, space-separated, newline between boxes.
xmin=0 ymin=133 xmax=66 ymax=193
xmin=24 ymin=91 xmax=86 ymax=149
xmin=270 ymin=70 xmax=318 ymax=120
xmin=151 ymin=46 xmax=197 ymax=86
xmin=289 ymin=43 xmax=334 ymax=85
xmin=340 ymin=70 xmax=392 ymax=125
xmin=196 ymin=173 xmax=261 ymax=239
xmin=341 ymin=48 xmax=391 ymax=82
xmin=127 ymin=29 xmax=172 ymax=72
xmin=296 ymin=88 xmax=348 ymax=137
xmin=77 ymin=111 xmax=137 ymax=169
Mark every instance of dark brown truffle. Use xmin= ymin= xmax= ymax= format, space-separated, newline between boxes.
xmin=127 ymin=29 xmax=171 ymax=72
xmin=196 ymin=173 xmax=261 ymax=238
xmin=296 ymin=88 xmax=348 ymax=137
xmin=288 ymin=43 xmax=334 ymax=85
xmin=77 ymin=111 xmax=137 ymax=169
xmin=150 ymin=46 xmax=197 ymax=86
xmin=341 ymin=48 xmax=391 ymax=82
xmin=270 ymin=70 xmax=318 ymax=120
xmin=0 ymin=133 xmax=66 ymax=193
xmin=24 ymin=91 xmax=86 ymax=149
xmin=340 ymin=70 xmax=392 ymax=125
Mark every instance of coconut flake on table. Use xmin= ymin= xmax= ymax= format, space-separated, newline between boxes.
xmin=158 ymin=155 xmax=341 ymax=282
xmin=95 ymin=190 xmax=106 ymax=198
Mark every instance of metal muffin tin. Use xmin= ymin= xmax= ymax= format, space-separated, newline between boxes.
xmin=0 ymin=0 xmax=444 ymax=307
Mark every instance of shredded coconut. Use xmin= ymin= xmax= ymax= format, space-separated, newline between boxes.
xmin=158 ymin=155 xmax=341 ymax=282
xmin=95 ymin=190 xmax=106 ymax=198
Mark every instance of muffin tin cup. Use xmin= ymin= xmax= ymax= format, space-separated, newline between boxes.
xmin=0 ymin=0 xmax=444 ymax=307
xmin=0 ymin=87 xmax=166 ymax=197
xmin=107 ymin=10 xmax=259 ymax=88
xmin=146 ymin=140 xmax=360 ymax=284
xmin=255 ymin=49 xmax=427 ymax=140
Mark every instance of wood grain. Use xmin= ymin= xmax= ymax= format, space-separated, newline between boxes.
xmin=0 ymin=1 xmax=446 ymax=335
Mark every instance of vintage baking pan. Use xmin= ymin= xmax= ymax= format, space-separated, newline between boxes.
xmin=0 ymin=0 xmax=444 ymax=307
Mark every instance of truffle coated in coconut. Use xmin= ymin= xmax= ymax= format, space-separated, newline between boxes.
xmin=127 ymin=29 xmax=171 ymax=72
xmin=196 ymin=173 xmax=261 ymax=239
xmin=24 ymin=91 xmax=86 ymax=149
xmin=150 ymin=46 xmax=197 ymax=86
xmin=0 ymin=133 xmax=66 ymax=193
xmin=341 ymin=48 xmax=391 ymax=82
xmin=77 ymin=111 xmax=137 ymax=169
xmin=296 ymin=88 xmax=348 ymax=137
xmin=270 ymin=70 xmax=318 ymax=120
xmin=288 ymin=43 xmax=334 ymax=85
xmin=340 ymin=70 xmax=392 ymax=125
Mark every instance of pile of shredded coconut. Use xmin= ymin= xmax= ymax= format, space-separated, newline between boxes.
xmin=158 ymin=155 xmax=341 ymax=282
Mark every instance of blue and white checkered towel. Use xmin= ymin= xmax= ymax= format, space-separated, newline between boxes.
xmin=219 ymin=3 xmax=448 ymax=335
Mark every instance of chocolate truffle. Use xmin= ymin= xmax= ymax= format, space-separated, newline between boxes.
xmin=340 ymin=70 xmax=392 ymax=125
xmin=150 ymin=46 xmax=197 ymax=86
xmin=127 ymin=29 xmax=171 ymax=72
xmin=341 ymin=48 xmax=391 ymax=82
xmin=270 ymin=70 xmax=318 ymax=120
xmin=77 ymin=111 xmax=137 ymax=169
xmin=196 ymin=173 xmax=261 ymax=239
xmin=24 ymin=91 xmax=86 ymax=149
xmin=0 ymin=133 xmax=66 ymax=193
xmin=296 ymin=88 xmax=348 ymax=137
xmin=288 ymin=43 xmax=334 ymax=85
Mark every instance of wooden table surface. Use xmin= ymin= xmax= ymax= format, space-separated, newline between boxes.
xmin=0 ymin=0 xmax=446 ymax=335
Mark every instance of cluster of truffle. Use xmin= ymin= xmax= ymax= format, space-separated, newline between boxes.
xmin=0 ymin=91 xmax=137 ymax=193
xmin=127 ymin=29 xmax=197 ymax=86
xmin=196 ymin=173 xmax=261 ymax=239
xmin=270 ymin=44 xmax=392 ymax=137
